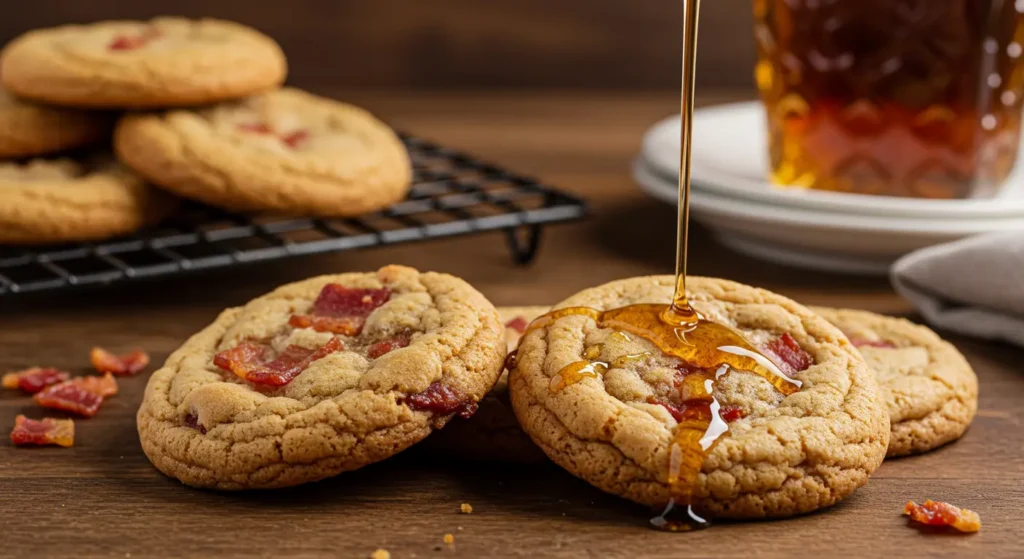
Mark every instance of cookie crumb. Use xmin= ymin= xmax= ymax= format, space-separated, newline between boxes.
xmin=370 ymin=549 xmax=390 ymax=559
xmin=443 ymin=533 xmax=455 ymax=546
xmin=460 ymin=503 xmax=473 ymax=514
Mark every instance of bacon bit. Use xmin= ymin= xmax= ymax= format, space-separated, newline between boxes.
xmin=214 ymin=338 xmax=343 ymax=386
xmin=2 ymin=368 xmax=70 ymax=393
xmin=183 ymin=414 xmax=207 ymax=435
xmin=764 ymin=333 xmax=814 ymax=375
xmin=649 ymin=398 xmax=745 ymax=424
xmin=10 ymin=415 xmax=75 ymax=448
xmin=108 ymin=26 xmax=161 ymax=51
xmin=904 ymin=500 xmax=981 ymax=533
xmin=289 ymin=286 xmax=392 ymax=336
xmin=367 ymin=331 xmax=412 ymax=359
xmin=237 ymin=122 xmax=273 ymax=134
xmin=504 ymin=316 xmax=529 ymax=334
xmin=75 ymin=373 xmax=119 ymax=397
xmin=282 ymin=130 xmax=310 ymax=148
xmin=405 ymin=382 xmax=478 ymax=419
xmin=90 ymin=347 xmax=150 ymax=376
xmin=34 ymin=383 xmax=103 ymax=417
xmin=849 ymin=337 xmax=898 ymax=349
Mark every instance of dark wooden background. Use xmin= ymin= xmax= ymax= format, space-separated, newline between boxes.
xmin=0 ymin=0 xmax=757 ymax=91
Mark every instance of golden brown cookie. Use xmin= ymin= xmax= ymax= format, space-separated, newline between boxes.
xmin=428 ymin=306 xmax=551 ymax=463
xmin=509 ymin=276 xmax=889 ymax=519
xmin=137 ymin=265 xmax=506 ymax=489
xmin=114 ymin=88 xmax=412 ymax=217
xmin=0 ymin=87 xmax=112 ymax=158
xmin=1 ymin=18 xmax=286 ymax=109
xmin=0 ymin=156 xmax=175 ymax=245
xmin=812 ymin=307 xmax=979 ymax=458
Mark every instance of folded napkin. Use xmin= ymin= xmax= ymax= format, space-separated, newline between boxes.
xmin=891 ymin=230 xmax=1024 ymax=347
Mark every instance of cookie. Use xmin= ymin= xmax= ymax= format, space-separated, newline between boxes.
xmin=1 ymin=18 xmax=286 ymax=109
xmin=811 ymin=307 xmax=979 ymax=457
xmin=114 ymin=88 xmax=412 ymax=217
xmin=0 ymin=156 xmax=175 ymax=245
xmin=0 ymin=87 xmax=112 ymax=158
xmin=428 ymin=306 xmax=551 ymax=463
xmin=509 ymin=276 xmax=889 ymax=518
xmin=137 ymin=265 xmax=507 ymax=489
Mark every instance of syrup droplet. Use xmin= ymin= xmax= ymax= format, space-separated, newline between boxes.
xmin=651 ymin=501 xmax=711 ymax=532
xmin=549 ymin=361 xmax=608 ymax=393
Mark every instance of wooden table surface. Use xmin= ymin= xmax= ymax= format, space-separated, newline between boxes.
xmin=2 ymin=91 xmax=1021 ymax=559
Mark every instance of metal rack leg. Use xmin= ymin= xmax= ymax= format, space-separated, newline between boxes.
xmin=504 ymin=224 xmax=543 ymax=265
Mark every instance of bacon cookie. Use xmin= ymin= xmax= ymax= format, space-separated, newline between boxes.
xmin=509 ymin=276 xmax=889 ymax=518
xmin=137 ymin=265 xmax=506 ymax=489
xmin=812 ymin=307 xmax=979 ymax=457
xmin=1 ymin=18 xmax=285 ymax=108
xmin=114 ymin=88 xmax=412 ymax=217
xmin=429 ymin=306 xmax=550 ymax=463
xmin=0 ymin=157 xmax=175 ymax=245
xmin=0 ymin=87 xmax=112 ymax=158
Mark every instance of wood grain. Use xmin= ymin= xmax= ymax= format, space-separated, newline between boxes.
xmin=0 ymin=0 xmax=756 ymax=90
xmin=1 ymin=91 xmax=1021 ymax=558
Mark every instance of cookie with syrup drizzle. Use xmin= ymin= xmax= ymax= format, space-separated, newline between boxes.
xmin=508 ymin=275 xmax=890 ymax=523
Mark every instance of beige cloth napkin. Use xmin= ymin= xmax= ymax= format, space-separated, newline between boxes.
xmin=891 ymin=230 xmax=1024 ymax=347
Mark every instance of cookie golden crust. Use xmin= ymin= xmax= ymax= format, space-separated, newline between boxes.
xmin=428 ymin=306 xmax=551 ymax=463
xmin=137 ymin=265 xmax=506 ymax=489
xmin=114 ymin=88 xmax=413 ymax=216
xmin=509 ymin=276 xmax=890 ymax=518
xmin=0 ymin=157 xmax=175 ymax=245
xmin=0 ymin=88 xmax=112 ymax=158
xmin=812 ymin=307 xmax=978 ymax=458
xmin=1 ymin=18 xmax=286 ymax=109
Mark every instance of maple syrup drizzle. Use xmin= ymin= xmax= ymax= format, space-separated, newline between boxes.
xmin=518 ymin=0 xmax=803 ymax=533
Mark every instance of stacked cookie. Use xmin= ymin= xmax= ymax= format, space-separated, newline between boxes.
xmin=0 ymin=18 xmax=411 ymax=245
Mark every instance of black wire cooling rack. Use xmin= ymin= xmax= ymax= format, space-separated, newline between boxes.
xmin=0 ymin=135 xmax=587 ymax=296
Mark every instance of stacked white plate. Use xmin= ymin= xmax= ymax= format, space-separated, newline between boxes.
xmin=634 ymin=102 xmax=1024 ymax=275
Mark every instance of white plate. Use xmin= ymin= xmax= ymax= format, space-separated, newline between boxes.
xmin=641 ymin=102 xmax=1024 ymax=219
xmin=633 ymin=157 xmax=1024 ymax=275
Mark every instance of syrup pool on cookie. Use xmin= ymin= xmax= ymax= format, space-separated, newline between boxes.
xmin=514 ymin=0 xmax=808 ymax=532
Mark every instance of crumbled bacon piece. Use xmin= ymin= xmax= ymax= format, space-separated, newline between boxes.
xmin=32 ymin=373 xmax=118 ymax=417
xmin=109 ymin=26 xmax=161 ymax=51
xmin=504 ymin=316 xmax=529 ymax=334
xmin=405 ymin=382 xmax=478 ymax=419
xmin=849 ymin=337 xmax=898 ymax=349
xmin=90 ymin=347 xmax=149 ymax=376
xmin=289 ymin=285 xmax=392 ymax=336
xmin=649 ymin=398 xmax=745 ymax=424
xmin=2 ymin=367 xmax=70 ymax=393
xmin=367 ymin=331 xmax=412 ymax=359
xmin=10 ymin=415 xmax=75 ymax=448
xmin=214 ymin=338 xmax=343 ymax=386
xmin=282 ymin=130 xmax=310 ymax=148
xmin=764 ymin=333 xmax=814 ymax=375
xmin=904 ymin=500 xmax=981 ymax=533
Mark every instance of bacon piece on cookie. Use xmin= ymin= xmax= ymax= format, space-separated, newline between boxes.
xmin=2 ymin=368 xmax=70 ymax=394
xmin=405 ymin=382 xmax=478 ymax=419
xmin=764 ymin=333 xmax=814 ymax=375
xmin=108 ymin=26 xmax=161 ymax=51
xmin=904 ymin=500 xmax=981 ymax=533
xmin=91 ymin=347 xmax=150 ymax=376
xmin=214 ymin=338 xmax=344 ymax=386
xmin=504 ymin=316 xmax=529 ymax=334
xmin=849 ymin=337 xmax=898 ymax=349
xmin=10 ymin=415 xmax=75 ymax=448
xmin=367 ymin=331 xmax=413 ymax=359
xmin=33 ymin=373 xmax=118 ymax=418
xmin=289 ymin=285 xmax=392 ymax=336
